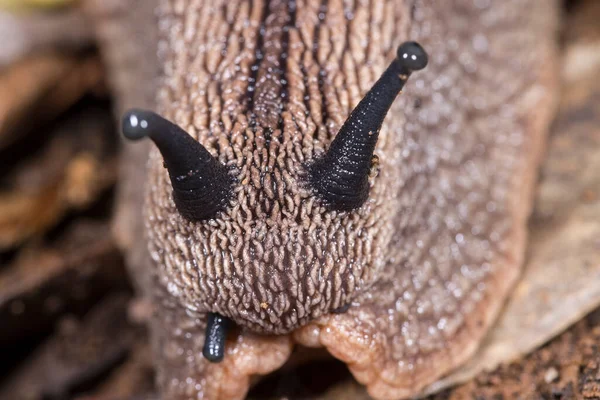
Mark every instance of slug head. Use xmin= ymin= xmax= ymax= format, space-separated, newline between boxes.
xmin=123 ymin=42 xmax=427 ymax=335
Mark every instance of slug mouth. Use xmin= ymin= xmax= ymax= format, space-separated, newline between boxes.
xmin=201 ymin=300 xmax=356 ymax=364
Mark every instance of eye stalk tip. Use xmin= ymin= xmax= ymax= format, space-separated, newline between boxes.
xmin=122 ymin=108 xmax=151 ymax=141
xmin=396 ymin=41 xmax=428 ymax=71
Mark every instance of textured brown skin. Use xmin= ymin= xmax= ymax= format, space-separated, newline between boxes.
xmin=93 ymin=0 xmax=558 ymax=399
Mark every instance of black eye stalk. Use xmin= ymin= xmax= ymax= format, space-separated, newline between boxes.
xmin=121 ymin=109 xmax=233 ymax=221
xmin=308 ymin=41 xmax=428 ymax=211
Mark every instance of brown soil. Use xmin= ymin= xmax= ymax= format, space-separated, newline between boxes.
xmin=430 ymin=310 xmax=600 ymax=400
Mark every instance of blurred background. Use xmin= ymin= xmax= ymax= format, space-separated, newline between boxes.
xmin=0 ymin=0 xmax=599 ymax=399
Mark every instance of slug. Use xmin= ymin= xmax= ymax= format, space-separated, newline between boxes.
xmin=90 ymin=0 xmax=559 ymax=399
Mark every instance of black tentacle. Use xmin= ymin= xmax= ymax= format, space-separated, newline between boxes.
xmin=308 ymin=41 xmax=428 ymax=211
xmin=121 ymin=109 xmax=233 ymax=221
xmin=202 ymin=313 xmax=231 ymax=363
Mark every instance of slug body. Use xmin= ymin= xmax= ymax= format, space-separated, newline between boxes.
xmin=94 ymin=0 xmax=558 ymax=399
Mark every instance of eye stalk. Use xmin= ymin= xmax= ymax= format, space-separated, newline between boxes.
xmin=308 ymin=41 xmax=428 ymax=211
xmin=121 ymin=109 xmax=233 ymax=221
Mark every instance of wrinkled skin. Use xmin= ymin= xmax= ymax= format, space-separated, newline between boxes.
xmin=90 ymin=0 xmax=558 ymax=399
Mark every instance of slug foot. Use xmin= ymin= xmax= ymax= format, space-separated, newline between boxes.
xmin=292 ymin=251 xmax=518 ymax=399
